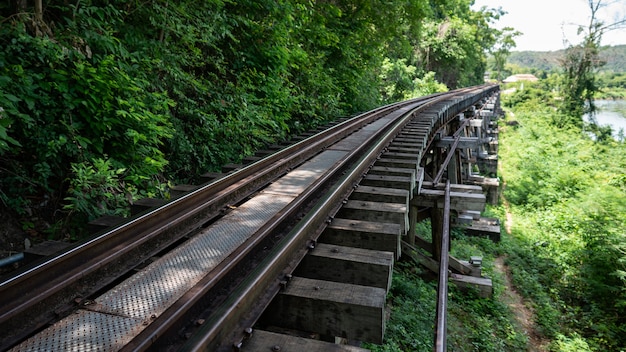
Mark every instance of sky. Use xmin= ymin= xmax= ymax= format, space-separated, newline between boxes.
xmin=471 ymin=0 xmax=626 ymax=51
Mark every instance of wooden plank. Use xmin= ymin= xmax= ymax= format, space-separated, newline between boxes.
xmin=401 ymin=241 xmax=439 ymax=274
xmin=295 ymin=243 xmax=394 ymax=292
xmin=374 ymin=158 xmax=418 ymax=173
xmin=88 ymin=215 xmax=125 ymax=233
xmin=421 ymin=182 xmax=484 ymax=193
xmin=382 ymin=152 xmax=420 ymax=160
xmin=450 ymin=273 xmax=493 ymax=298
xmin=449 ymin=256 xmax=481 ymax=277
xmin=23 ymin=241 xmax=71 ymax=262
xmin=350 ymin=186 xmax=409 ymax=206
xmin=241 ymin=330 xmax=368 ymax=352
xmin=321 ymin=218 xmax=401 ymax=259
xmin=262 ymin=277 xmax=386 ymax=344
xmin=369 ymin=166 xmax=415 ymax=178
xmin=130 ymin=197 xmax=167 ymax=215
xmin=221 ymin=163 xmax=243 ymax=173
xmin=337 ymin=200 xmax=408 ymax=235
xmin=360 ymin=174 xmax=413 ymax=194
xmin=435 ymin=136 xmax=485 ymax=149
xmin=169 ymin=184 xmax=198 ymax=198
xmin=411 ymin=190 xmax=485 ymax=212
xmin=455 ymin=217 xmax=501 ymax=242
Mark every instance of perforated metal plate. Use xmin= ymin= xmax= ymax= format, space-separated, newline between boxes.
xmin=11 ymin=310 xmax=144 ymax=352
xmin=12 ymin=148 xmax=346 ymax=351
xmin=263 ymin=150 xmax=347 ymax=197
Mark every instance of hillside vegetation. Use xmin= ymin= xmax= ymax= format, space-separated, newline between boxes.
xmin=508 ymin=45 xmax=626 ymax=73
xmin=0 ymin=0 xmax=501 ymax=238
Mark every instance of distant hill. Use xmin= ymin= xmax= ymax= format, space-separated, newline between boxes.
xmin=508 ymin=45 xmax=626 ymax=73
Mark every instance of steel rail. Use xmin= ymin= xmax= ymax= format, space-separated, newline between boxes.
xmin=1 ymin=84 xmax=499 ymax=351
xmin=434 ymin=181 xmax=451 ymax=352
xmin=0 ymin=94 xmax=438 ymax=349
xmin=174 ymin=86 xmax=498 ymax=351
xmin=179 ymin=92 xmax=449 ymax=352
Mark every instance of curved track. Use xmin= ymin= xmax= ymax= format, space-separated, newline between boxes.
xmin=1 ymin=84 xmax=499 ymax=351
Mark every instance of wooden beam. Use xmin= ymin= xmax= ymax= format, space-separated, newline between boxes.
xmin=374 ymin=158 xmax=419 ymax=173
xmin=262 ymin=277 xmax=386 ymax=344
xmin=295 ymin=244 xmax=394 ymax=292
xmin=241 ymin=330 xmax=368 ymax=352
xmin=321 ymin=218 xmax=401 ymax=259
xmin=450 ymin=273 xmax=493 ymax=298
xmin=337 ymin=200 xmax=408 ymax=234
xmin=359 ymin=174 xmax=413 ymax=194
xmin=350 ymin=186 xmax=409 ymax=208
xmin=435 ymin=136 xmax=487 ymax=149
xmin=411 ymin=190 xmax=485 ymax=212
xmin=421 ymin=182 xmax=484 ymax=193
xmin=401 ymin=241 xmax=439 ymax=274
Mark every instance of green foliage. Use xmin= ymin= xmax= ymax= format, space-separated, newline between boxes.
xmin=0 ymin=0 xmax=499 ymax=236
xmin=365 ymin=263 xmax=437 ymax=352
xmin=499 ymin=99 xmax=626 ymax=350
xmin=64 ymin=158 xmax=133 ymax=220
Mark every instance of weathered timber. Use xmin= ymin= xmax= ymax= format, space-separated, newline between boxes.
xmin=411 ymin=189 xmax=485 ymax=212
xmin=130 ymin=197 xmax=167 ymax=215
xmin=454 ymin=217 xmax=501 ymax=242
xmin=359 ymin=174 xmax=413 ymax=194
xmin=221 ymin=163 xmax=243 ymax=173
xmin=23 ymin=241 xmax=72 ymax=262
xmin=87 ymin=215 xmax=125 ymax=234
xmin=241 ymin=330 xmax=368 ymax=352
xmin=435 ymin=136 xmax=486 ymax=149
xmin=401 ymin=241 xmax=439 ymax=274
xmin=368 ymin=166 xmax=416 ymax=179
xmin=421 ymin=182 xmax=484 ymax=193
xmin=169 ymin=184 xmax=198 ymax=198
xmin=374 ymin=158 xmax=419 ymax=173
xmin=242 ymin=155 xmax=263 ymax=164
xmin=261 ymin=277 xmax=386 ymax=344
xmin=450 ymin=273 xmax=493 ymax=298
xmin=199 ymin=171 xmax=225 ymax=183
xmin=350 ymin=186 xmax=409 ymax=207
xmin=294 ymin=243 xmax=394 ymax=292
xmin=336 ymin=200 xmax=408 ymax=235
xmin=382 ymin=152 xmax=420 ymax=160
xmin=321 ymin=218 xmax=401 ymax=259
xmin=449 ymin=257 xmax=481 ymax=277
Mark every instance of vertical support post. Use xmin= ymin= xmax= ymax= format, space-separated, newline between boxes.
xmin=408 ymin=205 xmax=417 ymax=245
xmin=430 ymin=205 xmax=443 ymax=261
xmin=434 ymin=181 xmax=451 ymax=352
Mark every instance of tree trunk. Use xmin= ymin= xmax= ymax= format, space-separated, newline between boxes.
xmin=35 ymin=0 xmax=43 ymax=22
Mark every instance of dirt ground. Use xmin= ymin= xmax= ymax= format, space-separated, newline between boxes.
xmin=495 ymin=199 xmax=550 ymax=351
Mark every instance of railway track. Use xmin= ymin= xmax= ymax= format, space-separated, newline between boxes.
xmin=0 ymin=84 xmax=499 ymax=351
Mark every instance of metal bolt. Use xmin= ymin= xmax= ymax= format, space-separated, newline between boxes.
xmin=233 ymin=342 xmax=243 ymax=351
xmin=272 ymin=345 xmax=281 ymax=351
xmin=244 ymin=327 xmax=253 ymax=336
xmin=285 ymin=274 xmax=293 ymax=281
xmin=314 ymin=286 xmax=321 ymax=291
xmin=195 ymin=319 xmax=205 ymax=326
xmin=331 ymin=248 xmax=339 ymax=253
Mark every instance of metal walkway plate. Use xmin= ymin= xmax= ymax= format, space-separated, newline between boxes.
xmin=11 ymin=146 xmax=350 ymax=351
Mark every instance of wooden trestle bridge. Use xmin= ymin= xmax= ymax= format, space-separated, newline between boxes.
xmin=0 ymin=84 xmax=502 ymax=351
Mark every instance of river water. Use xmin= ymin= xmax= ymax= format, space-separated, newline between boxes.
xmin=585 ymin=100 xmax=626 ymax=139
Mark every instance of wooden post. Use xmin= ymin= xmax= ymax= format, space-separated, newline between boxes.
xmin=408 ymin=204 xmax=417 ymax=245
xmin=431 ymin=202 xmax=443 ymax=261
